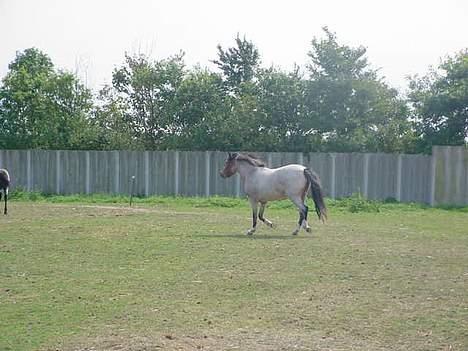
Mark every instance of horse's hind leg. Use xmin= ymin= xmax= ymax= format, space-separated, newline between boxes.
xmin=258 ymin=202 xmax=274 ymax=228
xmin=303 ymin=207 xmax=311 ymax=232
xmin=0 ymin=190 xmax=4 ymax=215
xmin=290 ymin=196 xmax=311 ymax=235
xmin=4 ymin=189 xmax=7 ymax=215
xmin=301 ymin=203 xmax=311 ymax=233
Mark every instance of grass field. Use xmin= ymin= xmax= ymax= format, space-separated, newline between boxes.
xmin=0 ymin=195 xmax=467 ymax=351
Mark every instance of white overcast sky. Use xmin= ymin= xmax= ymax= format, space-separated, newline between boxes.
xmin=1 ymin=0 xmax=467 ymax=92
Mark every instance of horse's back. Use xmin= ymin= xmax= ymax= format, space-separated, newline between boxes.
xmin=274 ymin=164 xmax=306 ymax=173
xmin=272 ymin=164 xmax=307 ymax=187
xmin=0 ymin=169 xmax=10 ymax=188
xmin=247 ymin=164 xmax=307 ymax=201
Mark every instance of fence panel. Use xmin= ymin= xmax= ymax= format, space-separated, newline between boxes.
xmin=1 ymin=147 xmax=466 ymax=205
xmin=399 ymin=154 xmax=432 ymax=204
xmin=0 ymin=150 xmax=28 ymax=191
xmin=210 ymin=151 xmax=238 ymax=196
xmin=150 ymin=151 xmax=175 ymax=196
xmin=306 ymin=153 xmax=333 ymax=197
xmin=367 ymin=153 xmax=399 ymax=201
xmin=334 ymin=153 xmax=365 ymax=198
xmin=178 ymin=151 xmax=206 ymax=196
xmin=433 ymin=146 xmax=468 ymax=206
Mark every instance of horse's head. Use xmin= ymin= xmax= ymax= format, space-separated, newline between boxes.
xmin=219 ymin=152 xmax=239 ymax=178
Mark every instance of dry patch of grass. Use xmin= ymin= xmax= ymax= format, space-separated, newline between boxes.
xmin=55 ymin=328 xmax=390 ymax=351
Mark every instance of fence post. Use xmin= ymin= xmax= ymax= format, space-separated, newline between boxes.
xmin=56 ymin=150 xmax=61 ymax=194
xmin=114 ymin=151 xmax=120 ymax=194
xmin=236 ymin=175 xmax=241 ymax=197
xmin=85 ymin=151 xmax=91 ymax=194
xmin=396 ymin=154 xmax=402 ymax=202
xmin=27 ymin=150 xmax=32 ymax=191
xmin=205 ymin=151 xmax=210 ymax=197
xmin=330 ymin=153 xmax=336 ymax=199
xmin=429 ymin=149 xmax=437 ymax=206
xmin=363 ymin=153 xmax=370 ymax=198
xmin=443 ymin=147 xmax=452 ymax=204
xmin=145 ymin=151 xmax=150 ymax=197
xmin=174 ymin=151 xmax=179 ymax=196
xmin=455 ymin=147 xmax=464 ymax=205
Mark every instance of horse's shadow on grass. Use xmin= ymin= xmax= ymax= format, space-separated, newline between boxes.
xmin=197 ymin=232 xmax=310 ymax=240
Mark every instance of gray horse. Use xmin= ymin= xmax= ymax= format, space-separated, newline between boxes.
xmin=0 ymin=169 xmax=10 ymax=215
xmin=220 ymin=153 xmax=327 ymax=235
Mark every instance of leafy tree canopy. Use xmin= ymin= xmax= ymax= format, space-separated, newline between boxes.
xmin=409 ymin=49 xmax=468 ymax=152
xmin=0 ymin=48 xmax=96 ymax=149
xmin=1 ymin=36 xmax=466 ymax=154
xmin=212 ymin=34 xmax=260 ymax=94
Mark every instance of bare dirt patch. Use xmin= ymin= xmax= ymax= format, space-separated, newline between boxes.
xmin=51 ymin=329 xmax=387 ymax=351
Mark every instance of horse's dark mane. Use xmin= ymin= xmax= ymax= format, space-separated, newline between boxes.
xmin=236 ymin=153 xmax=265 ymax=167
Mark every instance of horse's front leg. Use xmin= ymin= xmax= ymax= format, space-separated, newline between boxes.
xmin=258 ymin=202 xmax=274 ymax=228
xmin=246 ymin=199 xmax=258 ymax=235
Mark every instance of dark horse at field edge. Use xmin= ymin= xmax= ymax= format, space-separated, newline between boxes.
xmin=0 ymin=168 xmax=10 ymax=215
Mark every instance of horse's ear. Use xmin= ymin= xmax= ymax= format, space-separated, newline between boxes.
xmin=228 ymin=152 xmax=238 ymax=160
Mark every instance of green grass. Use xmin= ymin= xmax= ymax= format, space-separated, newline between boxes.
xmin=10 ymin=188 xmax=468 ymax=213
xmin=0 ymin=195 xmax=467 ymax=350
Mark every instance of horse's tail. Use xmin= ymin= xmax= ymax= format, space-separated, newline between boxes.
xmin=304 ymin=168 xmax=327 ymax=222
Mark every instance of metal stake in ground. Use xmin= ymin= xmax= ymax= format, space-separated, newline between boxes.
xmin=129 ymin=176 xmax=136 ymax=207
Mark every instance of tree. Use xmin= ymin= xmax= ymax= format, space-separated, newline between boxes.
xmin=173 ymin=68 xmax=266 ymax=151
xmin=108 ymin=52 xmax=185 ymax=149
xmin=0 ymin=48 xmax=96 ymax=149
xmin=304 ymin=28 xmax=412 ymax=152
xmin=212 ymin=35 xmax=260 ymax=94
xmin=92 ymin=85 xmax=137 ymax=150
xmin=308 ymin=27 xmax=373 ymax=81
xmin=409 ymin=49 xmax=468 ymax=152
xmin=256 ymin=67 xmax=311 ymax=151
xmin=170 ymin=68 xmax=231 ymax=150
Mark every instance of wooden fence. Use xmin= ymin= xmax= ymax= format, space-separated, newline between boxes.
xmin=0 ymin=146 xmax=467 ymax=205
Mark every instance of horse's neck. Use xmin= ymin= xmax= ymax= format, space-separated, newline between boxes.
xmin=237 ymin=162 xmax=260 ymax=180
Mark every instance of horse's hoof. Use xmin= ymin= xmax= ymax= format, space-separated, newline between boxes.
xmin=305 ymin=227 xmax=312 ymax=233
xmin=266 ymin=221 xmax=274 ymax=228
xmin=292 ymin=231 xmax=299 ymax=236
xmin=246 ymin=229 xmax=255 ymax=236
